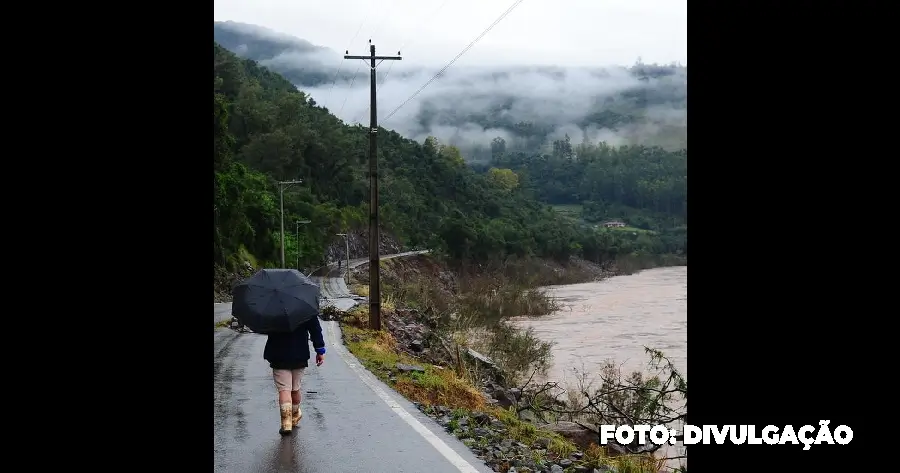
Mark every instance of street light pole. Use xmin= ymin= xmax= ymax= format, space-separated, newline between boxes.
xmin=296 ymin=219 xmax=311 ymax=270
xmin=336 ymin=233 xmax=350 ymax=284
xmin=277 ymin=180 xmax=302 ymax=268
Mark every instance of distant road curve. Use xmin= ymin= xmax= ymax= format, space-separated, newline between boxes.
xmin=310 ymin=250 xmax=430 ymax=311
xmin=214 ymin=250 xmax=430 ymax=323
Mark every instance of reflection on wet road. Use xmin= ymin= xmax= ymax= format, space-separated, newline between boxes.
xmin=214 ymin=315 xmax=491 ymax=473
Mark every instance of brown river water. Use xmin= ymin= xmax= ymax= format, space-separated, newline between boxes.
xmin=511 ymin=266 xmax=687 ymax=469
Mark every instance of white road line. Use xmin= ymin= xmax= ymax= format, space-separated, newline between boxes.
xmin=325 ymin=321 xmax=482 ymax=473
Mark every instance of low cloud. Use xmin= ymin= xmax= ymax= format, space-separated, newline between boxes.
xmin=217 ymin=22 xmax=687 ymax=157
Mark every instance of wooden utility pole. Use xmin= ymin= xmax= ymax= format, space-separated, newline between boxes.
xmin=344 ymin=41 xmax=401 ymax=331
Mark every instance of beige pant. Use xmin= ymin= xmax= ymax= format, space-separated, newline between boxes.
xmin=273 ymin=368 xmax=306 ymax=392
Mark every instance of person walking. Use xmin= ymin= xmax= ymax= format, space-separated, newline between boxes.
xmin=263 ymin=315 xmax=326 ymax=435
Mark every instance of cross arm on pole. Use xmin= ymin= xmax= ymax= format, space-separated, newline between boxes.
xmin=343 ymin=55 xmax=402 ymax=60
xmin=278 ymin=179 xmax=303 ymax=192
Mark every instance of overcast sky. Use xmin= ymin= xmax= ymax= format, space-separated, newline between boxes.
xmin=213 ymin=0 xmax=686 ymax=68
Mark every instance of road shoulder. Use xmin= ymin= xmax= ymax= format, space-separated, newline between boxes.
xmin=324 ymin=319 xmax=493 ymax=473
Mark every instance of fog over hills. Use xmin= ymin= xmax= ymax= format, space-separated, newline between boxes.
xmin=215 ymin=21 xmax=686 ymax=160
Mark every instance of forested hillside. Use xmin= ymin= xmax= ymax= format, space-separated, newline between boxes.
xmin=214 ymin=21 xmax=336 ymax=87
xmin=213 ymin=34 xmax=687 ymax=280
xmin=484 ymin=135 xmax=686 ymax=229
xmin=215 ymin=43 xmax=598 ymax=272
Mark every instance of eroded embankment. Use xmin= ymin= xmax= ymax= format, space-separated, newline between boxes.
xmin=327 ymin=254 xmax=675 ymax=472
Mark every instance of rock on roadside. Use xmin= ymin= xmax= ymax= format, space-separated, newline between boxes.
xmin=225 ymin=316 xmax=254 ymax=334
xmin=414 ymin=403 xmax=614 ymax=473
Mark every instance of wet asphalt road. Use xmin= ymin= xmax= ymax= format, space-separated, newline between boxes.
xmin=214 ymin=322 xmax=491 ymax=473
xmin=214 ymin=249 xmax=490 ymax=473
xmin=215 ymin=303 xmax=232 ymax=324
xmin=311 ymin=250 xmax=430 ymax=310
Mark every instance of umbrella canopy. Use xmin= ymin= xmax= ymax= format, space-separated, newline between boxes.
xmin=231 ymin=269 xmax=321 ymax=334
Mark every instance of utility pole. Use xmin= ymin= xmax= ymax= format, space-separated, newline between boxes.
xmin=277 ymin=180 xmax=302 ymax=268
xmin=296 ymin=219 xmax=310 ymax=270
xmin=336 ymin=233 xmax=351 ymax=284
xmin=344 ymin=41 xmax=401 ymax=331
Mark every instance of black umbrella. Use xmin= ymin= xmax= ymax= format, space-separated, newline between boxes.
xmin=231 ymin=269 xmax=321 ymax=334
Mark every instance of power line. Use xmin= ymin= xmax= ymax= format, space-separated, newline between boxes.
xmin=338 ymin=62 xmax=364 ymax=118
xmin=391 ymin=0 xmax=449 ymax=61
xmin=346 ymin=0 xmax=403 ymax=125
xmin=378 ymin=0 xmax=448 ymax=90
xmin=366 ymin=0 xmax=398 ymax=41
xmin=326 ymin=1 xmax=375 ymax=109
xmin=377 ymin=62 xmax=397 ymax=92
xmin=381 ymin=0 xmax=526 ymax=124
xmin=353 ymin=0 xmax=450 ymax=124
xmin=336 ymin=0 xmax=394 ymax=120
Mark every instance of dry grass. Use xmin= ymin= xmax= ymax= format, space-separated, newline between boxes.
xmin=343 ymin=305 xmax=372 ymax=328
xmin=456 ymin=277 xmax=559 ymax=327
xmin=384 ymin=262 xmax=560 ymax=328
xmin=370 ymin=255 xmax=561 ymax=386
xmin=344 ymin=296 xmax=398 ymax=328
xmin=383 ymin=294 xmax=397 ymax=312
xmin=377 ymin=254 xmax=600 ymax=326
xmin=581 ymin=443 xmax=665 ymax=473
xmin=391 ymin=278 xmax=453 ymax=314
xmin=490 ymin=407 xmax=577 ymax=458
xmin=352 ymin=284 xmax=369 ymax=297
xmin=342 ymin=325 xmax=485 ymax=409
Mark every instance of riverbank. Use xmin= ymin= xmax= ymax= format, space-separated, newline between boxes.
xmin=218 ymin=251 xmax=685 ymax=470
xmin=350 ymin=253 xmax=686 ymax=294
xmin=348 ymin=253 xmax=684 ymax=380
xmin=335 ymin=313 xmax=659 ymax=473
xmin=332 ymin=253 xmax=685 ymax=472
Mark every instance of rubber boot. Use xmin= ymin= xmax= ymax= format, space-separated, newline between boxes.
xmin=292 ymin=404 xmax=302 ymax=426
xmin=279 ymin=403 xmax=293 ymax=436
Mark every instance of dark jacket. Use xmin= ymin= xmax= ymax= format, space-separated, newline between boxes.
xmin=263 ymin=316 xmax=326 ymax=370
